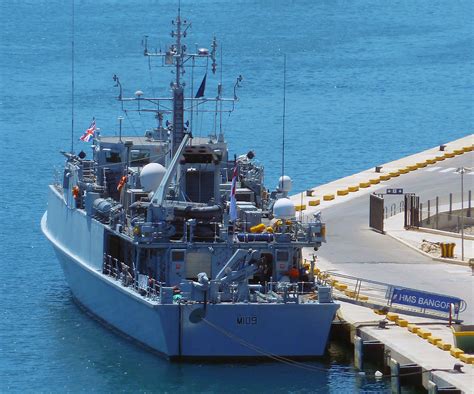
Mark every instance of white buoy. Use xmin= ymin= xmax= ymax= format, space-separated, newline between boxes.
xmin=278 ymin=175 xmax=292 ymax=193
xmin=140 ymin=163 xmax=166 ymax=191
xmin=374 ymin=370 xmax=383 ymax=379
xmin=273 ymin=197 xmax=295 ymax=219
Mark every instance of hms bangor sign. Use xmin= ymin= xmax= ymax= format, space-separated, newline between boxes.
xmin=391 ymin=288 xmax=461 ymax=313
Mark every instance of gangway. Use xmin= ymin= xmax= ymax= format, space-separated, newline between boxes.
xmin=317 ymin=271 xmax=467 ymax=322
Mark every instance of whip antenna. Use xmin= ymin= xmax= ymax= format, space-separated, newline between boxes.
xmin=71 ymin=0 xmax=75 ymax=153
xmin=281 ymin=54 xmax=287 ymax=187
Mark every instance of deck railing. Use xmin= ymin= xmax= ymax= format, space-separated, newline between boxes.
xmin=102 ymin=254 xmax=162 ymax=299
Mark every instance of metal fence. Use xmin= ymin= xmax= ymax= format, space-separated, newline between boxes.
xmin=419 ymin=191 xmax=473 ymax=233
xmin=317 ymin=270 xmax=466 ymax=322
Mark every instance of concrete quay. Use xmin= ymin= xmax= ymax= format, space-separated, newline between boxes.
xmin=290 ymin=134 xmax=473 ymax=213
xmin=291 ymin=134 xmax=473 ymax=392
xmin=335 ymin=301 xmax=473 ymax=393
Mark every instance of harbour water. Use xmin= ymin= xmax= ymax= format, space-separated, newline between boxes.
xmin=0 ymin=0 xmax=472 ymax=392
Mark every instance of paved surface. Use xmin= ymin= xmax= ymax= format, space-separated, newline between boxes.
xmin=291 ymin=135 xmax=474 ymax=391
xmin=384 ymin=207 xmax=474 ymax=263
xmin=294 ymin=137 xmax=474 ymax=323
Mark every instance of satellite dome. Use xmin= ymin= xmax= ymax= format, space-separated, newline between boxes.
xmin=278 ymin=175 xmax=292 ymax=193
xmin=273 ymin=198 xmax=295 ymax=219
xmin=140 ymin=163 xmax=166 ymax=191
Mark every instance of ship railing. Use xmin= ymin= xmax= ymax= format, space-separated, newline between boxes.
xmin=317 ymin=270 xmax=466 ymax=322
xmin=265 ymin=280 xmax=315 ymax=294
xmin=102 ymin=253 xmax=164 ymax=300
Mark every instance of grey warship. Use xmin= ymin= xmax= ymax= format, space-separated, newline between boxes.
xmin=41 ymin=10 xmax=339 ymax=359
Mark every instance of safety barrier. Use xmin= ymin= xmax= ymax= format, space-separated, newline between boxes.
xmin=308 ymin=199 xmax=320 ymax=206
xmin=323 ymin=194 xmax=335 ymax=201
xmin=317 ymin=270 xmax=466 ymax=321
xmin=103 ymin=254 xmax=162 ymax=299
xmin=419 ymin=191 xmax=472 ymax=231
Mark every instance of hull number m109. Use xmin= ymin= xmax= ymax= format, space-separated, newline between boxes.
xmin=237 ymin=316 xmax=257 ymax=325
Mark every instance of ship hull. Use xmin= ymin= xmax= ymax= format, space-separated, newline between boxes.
xmin=42 ymin=187 xmax=339 ymax=358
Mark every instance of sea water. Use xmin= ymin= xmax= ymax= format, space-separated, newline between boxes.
xmin=1 ymin=0 xmax=472 ymax=392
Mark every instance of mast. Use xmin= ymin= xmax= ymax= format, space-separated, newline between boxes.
xmin=171 ymin=7 xmax=185 ymax=155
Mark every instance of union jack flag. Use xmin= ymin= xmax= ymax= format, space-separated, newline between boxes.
xmin=229 ymin=162 xmax=238 ymax=221
xmin=80 ymin=118 xmax=96 ymax=142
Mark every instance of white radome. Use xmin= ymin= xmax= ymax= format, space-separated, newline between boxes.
xmin=140 ymin=163 xmax=166 ymax=191
xmin=278 ymin=175 xmax=292 ymax=192
xmin=273 ymin=197 xmax=295 ymax=219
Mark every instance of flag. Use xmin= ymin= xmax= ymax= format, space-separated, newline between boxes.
xmin=195 ymin=73 xmax=207 ymax=98
xmin=229 ymin=162 xmax=238 ymax=221
xmin=80 ymin=118 xmax=96 ymax=142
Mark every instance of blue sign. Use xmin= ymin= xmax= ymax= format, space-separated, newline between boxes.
xmin=386 ymin=188 xmax=404 ymax=195
xmin=391 ymin=288 xmax=461 ymax=313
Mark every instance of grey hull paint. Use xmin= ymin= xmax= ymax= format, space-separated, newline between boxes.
xmin=42 ymin=187 xmax=339 ymax=358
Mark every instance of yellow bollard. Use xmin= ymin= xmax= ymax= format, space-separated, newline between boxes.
xmin=386 ymin=312 xmax=399 ymax=322
xmin=308 ymin=199 xmax=320 ymax=206
xmin=323 ymin=194 xmax=335 ymax=201
xmin=396 ymin=319 xmax=408 ymax=327
xmin=428 ymin=336 xmax=442 ymax=345
xmin=369 ymin=178 xmax=380 ymax=184
xmin=348 ymin=185 xmax=359 ymax=192
xmin=449 ymin=243 xmax=455 ymax=258
xmin=459 ymin=354 xmax=474 ymax=364
xmin=450 ymin=347 xmax=464 ymax=358
xmin=436 ymin=341 xmax=451 ymax=351
xmin=407 ymin=324 xmax=419 ymax=333
xmin=440 ymin=243 xmax=447 ymax=258
xmin=417 ymin=329 xmax=432 ymax=339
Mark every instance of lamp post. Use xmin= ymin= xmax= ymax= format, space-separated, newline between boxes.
xmin=455 ymin=167 xmax=472 ymax=261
